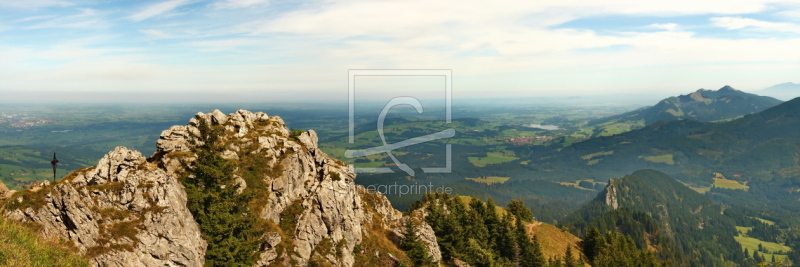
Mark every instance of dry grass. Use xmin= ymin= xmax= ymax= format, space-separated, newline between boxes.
xmin=354 ymin=190 xmax=411 ymax=266
xmin=526 ymin=222 xmax=587 ymax=264
xmin=87 ymin=181 xmax=126 ymax=193
xmin=465 ymin=176 xmax=510 ymax=185
xmin=89 ymin=206 xmax=131 ymax=222
xmin=85 ymin=217 xmax=143 ymax=258
xmin=713 ymin=176 xmax=749 ymax=190
xmin=581 ymin=151 xmax=614 ymax=160
xmin=0 ymin=216 xmax=89 ymax=266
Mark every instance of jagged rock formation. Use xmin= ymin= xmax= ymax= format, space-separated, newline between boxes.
xmin=2 ymin=109 xmax=441 ymax=266
xmin=3 ymin=147 xmax=206 ymax=266
xmin=399 ymin=208 xmax=443 ymax=263
xmin=604 ymin=179 xmax=619 ymax=210
xmin=151 ymin=109 xmax=442 ymax=266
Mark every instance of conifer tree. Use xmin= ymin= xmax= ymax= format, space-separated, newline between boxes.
xmin=402 ymin=219 xmax=433 ymax=266
xmin=581 ymin=227 xmax=603 ymax=262
xmin=508 ymin=199 xmax=534 ymax=222
xmin=498 ymin=213 xmax=519 ymax=262
xmin=517 ymin=219 xmax=545 ymax=267
xmin=533 ymin=239 xmax=546 ymax=267
xmin=463 ymin=238 xmax=496 ymax=267
xmin=182 ymin=118 xmax=261 ymax=266
xmin=485 ymin=197 xmax=501 ymax=252
xmin=564 ymin=246 xmax=577 ymax=267
xmin=551 ymin=256 xmax=562 ymax=267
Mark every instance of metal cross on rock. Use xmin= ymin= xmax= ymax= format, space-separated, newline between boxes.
xmin=51 ymin=153 xmax=58 ymax=182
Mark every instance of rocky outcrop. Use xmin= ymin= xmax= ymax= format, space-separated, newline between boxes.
xmin=151 ymin=110 xmax=442 ymax=266
xmin=398 ymin=208 xmax=443 ymax=263
xmin=2 ymin=109 xmax=442 ymax=266
xmin=605 ymin=178 xmax=619 ymax=210
xmin=3 ymin=147 xmax=206 ymax=266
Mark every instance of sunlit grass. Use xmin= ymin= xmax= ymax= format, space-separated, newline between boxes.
xmin=468 ymin=152 xmax=518 ymax=167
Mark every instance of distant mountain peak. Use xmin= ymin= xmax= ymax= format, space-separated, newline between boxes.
xmin=589 ymin=86 xmax=781 ymax=126
xmin=697 ymin=85 xmax=739 ymax=93
xmin=761 ymin=82 xmax=800 ymax=101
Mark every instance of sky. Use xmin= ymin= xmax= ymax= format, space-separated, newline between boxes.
xmin=1 ymin=0 xmax=799 ymax=103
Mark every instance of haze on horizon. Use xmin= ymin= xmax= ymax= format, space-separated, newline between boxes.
xmin=1 ymin=0 xmax=799 ymax=103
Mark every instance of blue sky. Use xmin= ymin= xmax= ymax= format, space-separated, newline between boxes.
xmin=1 ymin=0 xmax=799 ymax=102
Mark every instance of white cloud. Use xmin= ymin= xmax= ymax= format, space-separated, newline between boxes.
xmin=775 ymin=8 xmax=800 ymax=21
xmin=129 ymin=0 xmax=192 ymax=22
xmin=24 ymin=8 xmax=107 ymax=29
xmin=186 ymin=38 xmax=265 ymax=51
xmin=710 ymin=16 xmax=800 ymax=33
xmin=257 ymin=0 xmax=787 ymax=36
xmin=14 ymin=15 xmax=58 ymax=23
xmin=223 ymin=0 xmax=800 ymax=95
xmin=251 ymin=0 xmax=798 ymax=61
xmin=213 ymin=0 xmax=269 ymax=9
xmin=4 ymin=0 xmax=800 ymax=100
xmin=0 ymin=0 xmax=72 ymax=9
xmin=650 ymin=23 xmax=678 ymax=31
xmin=140 ymin=29 xmax=176 ymax=39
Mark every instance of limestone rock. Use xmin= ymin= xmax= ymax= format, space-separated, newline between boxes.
xmin=605 ymin=179 xmax=619 ymax=210
xmin=4 ymin=147 xmax=206 ymax=266
xmin=151 ymin=110 xmax=442 ymax=266
xmin=156 ymin=125 xmax=191 ymax=155
xmin=395 ymin=208 xmax=443 ymax=263
xmin=3 ymin=109 xmax=442 ymax=267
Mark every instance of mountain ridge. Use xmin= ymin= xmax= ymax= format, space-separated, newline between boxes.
xmin=528 ymin=95 xmax=800 ymax=184
xmin=589 ymin=85 xmax=782 ymax=126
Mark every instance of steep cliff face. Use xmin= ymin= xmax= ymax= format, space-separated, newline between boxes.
xmin=604 ymin=178 xmax=619 ymax=210
xmin=2 ymin=109 xmax=440 ymax=266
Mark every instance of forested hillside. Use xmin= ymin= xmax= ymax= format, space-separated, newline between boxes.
xmin=561 ymin=170 xmax=792 ymax=266
xmin=524 ymin=97 xmax=800 ymax=184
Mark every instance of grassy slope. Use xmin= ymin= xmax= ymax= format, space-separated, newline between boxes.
xmin=455 ymin=196 xmax=587 ymax=263
xmin=468 ymin=152 xmax=519 ymax=167
xmin=641 ymin=154 xmax=674 ymax=165
xmin=465 ymin=176 xmax=510 ymax=185
xmin=735 ymin=234 xmax=790 ymax=262
xmin=527 ymin=222 xmax=585 ymax=263
xmin=0 ymin=216 xmax=88 ymax=266
xmin=713 ymin=178 xmax=749 ymax=190
xmin=734 ymin=225 xmax=791 ymax=262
